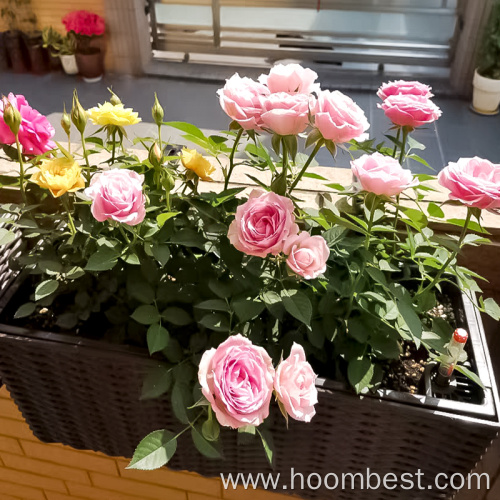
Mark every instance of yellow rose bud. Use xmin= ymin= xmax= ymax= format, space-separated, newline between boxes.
xmin=152 ymin=93 xmax=164 ymax=126
xmin=2 ymin=97 xmax=21 ymax=136
xmin=71 ymin=90 xmax=87 ymax=135
xmin=181 ymin=148 xmax=215 ymax=181
xmin=109 ymin=91 xmax=122 ymax=106
xmin=61 ymin=105 xmax=71 ymax=136
xmin=87 ymin=102 xmax=141 ymax=127
xmin=31 ymin=157 xmax=85 ymax=198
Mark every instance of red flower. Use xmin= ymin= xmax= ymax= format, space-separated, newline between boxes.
xmin=62 ymin=10 xmax=105 ymax=36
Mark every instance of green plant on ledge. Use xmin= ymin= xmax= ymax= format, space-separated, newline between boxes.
xmin=42 ymin=27 xmax=76 ymax=56
xmin=477 ymin=0 xmax=500 ymax=79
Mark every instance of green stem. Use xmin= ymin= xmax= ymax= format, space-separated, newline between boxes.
xmin=391 ymin=194 xmax=401 ymax=258
xmin=417 ymin=208 xmax=472 ymax=297
xmin=399 ymin=127 xmax=409 ymax=166
xmin=224 ymin=128 xmax=244 ymax=190
xmin=61 ymin=195 xmax=76 ymax=236
xmin=158 ymin=124 xmax=163 ymax=154
xmin=81 ymin=132 xmax=91 ymax=185
xmin=346 ymin=200 xmax=376 ymax=318
xmin=392 ymin=127 xmax=401 ymax=159
xmin=118 ymin=224 xmax=131 ymax=244
xmin=14 ymin=135 xmax=27 ymax=205
xmin=111 ymin=128 xmax=117 ymax=165
xmin=289 ymin=140 xmax=323 ymax=193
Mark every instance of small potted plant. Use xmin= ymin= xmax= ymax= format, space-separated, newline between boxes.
xmin=472 ymin=0 xmax=500 ymax=114
xmin=0 ymin=0 xmax=30 ymax=73
xmin=62 ymin=10 xmax=105 ymax=82
xmin=42 ymin=27 xmax=77 ymax=75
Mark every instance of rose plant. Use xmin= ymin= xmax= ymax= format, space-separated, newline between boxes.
xmin=0 ymin=65 xmax=499 ymax=470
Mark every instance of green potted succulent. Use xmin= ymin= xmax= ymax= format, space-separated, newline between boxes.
xmin=42 ymin=26 xmax=77 ymax=74
xmin=473 ymin=0 xmax=500 ymax=114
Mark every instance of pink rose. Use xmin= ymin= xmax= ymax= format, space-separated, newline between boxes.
xmin=377 ymin=80 xmax=433 ymax=101
xmin=0 ymin=93 xmax=55 ymax=155
xmin=63 ymin=10 xmax=105 ymax=36
xmin=313 ymin=90 xmax=370 ymax=144
xmin=378 ymin=95 xmax=442 ymax=128
xmin=260 ymin=92 xmax=312 ymax=136
xmin=351 ymin=152 xmax=418 ymax=197
xmin=438 ymin=157 xmax=500 ymax=210
xmin=217 ymin=74 xmax=269 ymax=131
xmin=85 ymin=169 xmax=146 ymax=226
xmin=274 ymin=343 xmax=318 ymax=423
xmin=228 ymin=190 xmax=298 ymax=257
xmin=198 ymin=334 xmax=275 ymax=428
xmin=283 ymin=232 xmax=329 ymax=280
xmin=259 ymin=63 xmax=319 ymax=95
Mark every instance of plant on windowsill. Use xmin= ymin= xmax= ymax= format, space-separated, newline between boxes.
xmin=0 ymin=66 xmax=499 ymax=498
xmin=42 ymin=26 xmax=77 ymax=75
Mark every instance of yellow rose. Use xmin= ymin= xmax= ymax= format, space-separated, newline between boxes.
xmin=87 ymin=102 xmax=141 ymax=127
xmin=31 ymin=157 xmax=85 ymax=198
xmin=181 ymin=148 xmax=215 ymax=181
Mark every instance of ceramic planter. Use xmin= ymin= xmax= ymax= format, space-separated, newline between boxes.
xmin=60 ymin=54 xmax=78 ymax=75
xmin=472 ymin=69 xmax=500 ymax=115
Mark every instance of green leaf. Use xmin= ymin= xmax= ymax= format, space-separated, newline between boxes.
xmin=164 ymin=121 xmax=207 ymax=141
xmin=14 ymin=302 xmax=36 ymax=319
xmin=256 ymin=428 xmax=274 ymax=467
xmin=231 ymin=297 xmax=265 ymax=322
xmin=130 ymin=282 xmax=156 ymax=305
xmin=170 ymin=229 xmax=205 ymax=248
xmin=447 ymin=218 xmax=489 ymax=234
xmin=427 ymin=202 xmax=444 ymax=218
xmin=0 ymin=228 xmax=16 ymax=246
xmin=157 ymin=212 xmax=180 ymax=227
xmin=191 ymin=427 xmax=222 ymax=458
xmin=347 ymin=317 xmax=369 ymax=343
xmin=198 ymin=313 xmax=230 ymax=332
xmin=65 ymin=266 xmax=85 ymax=279
xmin=348 ymin=356 xmax=375 ymax=394
xmin=131 ymin=305 xmax=160 ymax=325
xmin=151 ymin=243 xmax=171 ymax=266
xmin=35 ymin=280 xmax=59 ymax=301
xmin=454 ymin=365 xmax=485 ymax=390
xmin=195 ymin=299 xmax=230 ymax=312
xmin=147 ymin=324 xmax=170 ymax=354
xmin=481 ymin=297 xmax=500 ymax=320
xmin=171 ymin=383 xmax=191 ymax=424
xmin=322 ymin=226 xmax=346 ymax=247
xmin=202 ymin=418 xmax=220 ymax=442
xmin=85 ymin=247 xmax=119 ymax=272
xmin=407 ymin=136 xmax=426 ymax=151
xmin=141 ymin=363 xmax=172 ymax=400
xmin=401 ymin=207 xmax=428 ymax=230
xmin=127 ymin=430 xmax=177 ymax=470
xmin=324 ymin=183 xmax=346 ymax=191
xmin=56 ymin=313 xmax=78 ymax=330
xmin=162 ymin=307 xmax=193 ymax=326
xmin=280 ymin=289 xmax=312 ymax=326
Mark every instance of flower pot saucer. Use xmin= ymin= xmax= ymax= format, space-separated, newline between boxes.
xmin=83 ymin=74 xmax=103 ymax=83
xmin=469 ymin=103 xmax=500 ymax=116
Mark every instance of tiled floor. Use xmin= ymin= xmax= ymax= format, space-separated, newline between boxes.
xmin=1 ymin=71 xmax=500 ymax=172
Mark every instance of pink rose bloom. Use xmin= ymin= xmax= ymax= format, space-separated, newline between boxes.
xmin=274 ymin=343 xmax=318 ymax=423
xmin=0 ymin=93 xmax=55 ymax=155
xmin=260 ymin=92 xmax=312 ymax=136
xmin=259 ymin=63 xmax=319 ymax=95
xmin=377 ymin=80 xmax=433 ymax=101
xmin=85 ymin=169 xmax=146 ymax=226
xmin=313 ymin=90 xmax=370 ymax=144
xmin=283 ymin=232 xmax=329 ymax=280
xmin=228 ymin=190 xmax=299 ymax=257
xmin=378 ymin=95 xmax=442 ymax=128
xmin=438 ymin=157 xmax=500 ymax=210
xmin=217 ymin=74 xmax=269 ymax=131
xmin=351 ymin=152 xmax=418 ymax=197
xmin=198 ymin=334 xmax=275 ymax=428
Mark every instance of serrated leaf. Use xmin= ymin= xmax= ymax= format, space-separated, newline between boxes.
xmin=171 ymin=383 xmax=191 ymax=424
xmin=35 ymin=280 xmax=59 ymax=301
xmin=85 ymin=247 xmax=119 ymax=271
xmin=0 ymin=228 xmax=16 ymax=246
xmin=481 ymin=297 xmax=500 ymax=320
xmin=147 ymin=324 xmax=170 ymax=354
xmin=131 ymin=305 xmax=160 ymax=325
xmin=141 ymin=363 xmax=172 ymax=400
xmin=281 ymin=289 xmax=312 ymax=326
xmin=192 ymin=427 xmax=222 ymax=458
xmin=162 ymin=307 xmax=193 ymax=326
xmin=127 ymin=430 xmax=177 ymax=470
xmin=157 ymin=212 xmax=180 ymax=227
xmin=348 ymin=356 xmax=375 ymax=394
xmin=151 ymin=243 xmax=171 ymax=266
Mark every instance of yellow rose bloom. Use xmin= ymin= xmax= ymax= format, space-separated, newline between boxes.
xmin=31 ymin=157 xmax=85 ymax=198
xmin=181 ymin=148 xmax=215 ymax=181
xmin=87 ymin=102 xmax=141 ymax=127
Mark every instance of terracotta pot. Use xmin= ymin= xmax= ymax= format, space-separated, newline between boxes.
xmin=48 ymin=50 xmax=62 ymax=71
xmin=0 ymin=32 xmax=9 ymax=71
xmin=75 ymin=49 xmax=104 ymax=82
xmin=24 ymin=33 xmax=49 ymax=75
xmin=4 ymin=30 xmax=29 ymax=73
xmin=60 ymin=54 xmax=78 ymax=75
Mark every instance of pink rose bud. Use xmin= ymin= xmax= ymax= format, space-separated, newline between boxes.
xmin=313 ymin=90 xmax=370 ymax=144
xmin=351 ymin=152 xmax=419 ymax=197
xmin=258 ymin=63 xmax=319 ymax=95
xmin=274 ymin=343 xmax=318 ymax=423
xmin=198 ymin=334 xmax=275 ymax=428
xmin=260 ymin=92 xmax=312 ymax=136
xmin=377 ymin=80 xmax=433 ymax=101
xmin=438 ymin=157 xmax=500 ymax=210
xmin=378 ymin=95 xmax=442 ymax=128
xmin=0 ymin=93 xmax=55 ymax=155
xmin=217 ymin=74 xmax=269 ymax=130
xmin=283 ymin=232 xmax=329 ymax=280
xmin=85 ymin=168 xmax=146 ymax=226
xmin=228 ymin=190 xmax=299 ymax=257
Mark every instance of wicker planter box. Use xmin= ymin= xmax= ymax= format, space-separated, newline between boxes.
xmin=0 ymin=241 xmax=498 ymax=500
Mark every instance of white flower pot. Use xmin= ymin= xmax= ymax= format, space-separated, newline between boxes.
xmin=472 ymin=69 xmax=500 ymax=115
xmin=60 ymin=54 xmax=78 ymax=76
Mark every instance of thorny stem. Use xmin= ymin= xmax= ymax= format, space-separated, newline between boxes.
xmin=224 ymin=128 xmax=244 ymax=190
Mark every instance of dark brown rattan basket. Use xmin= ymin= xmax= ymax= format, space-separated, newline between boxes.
xmin=0 ymin=238 xmax=498 ymax=500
